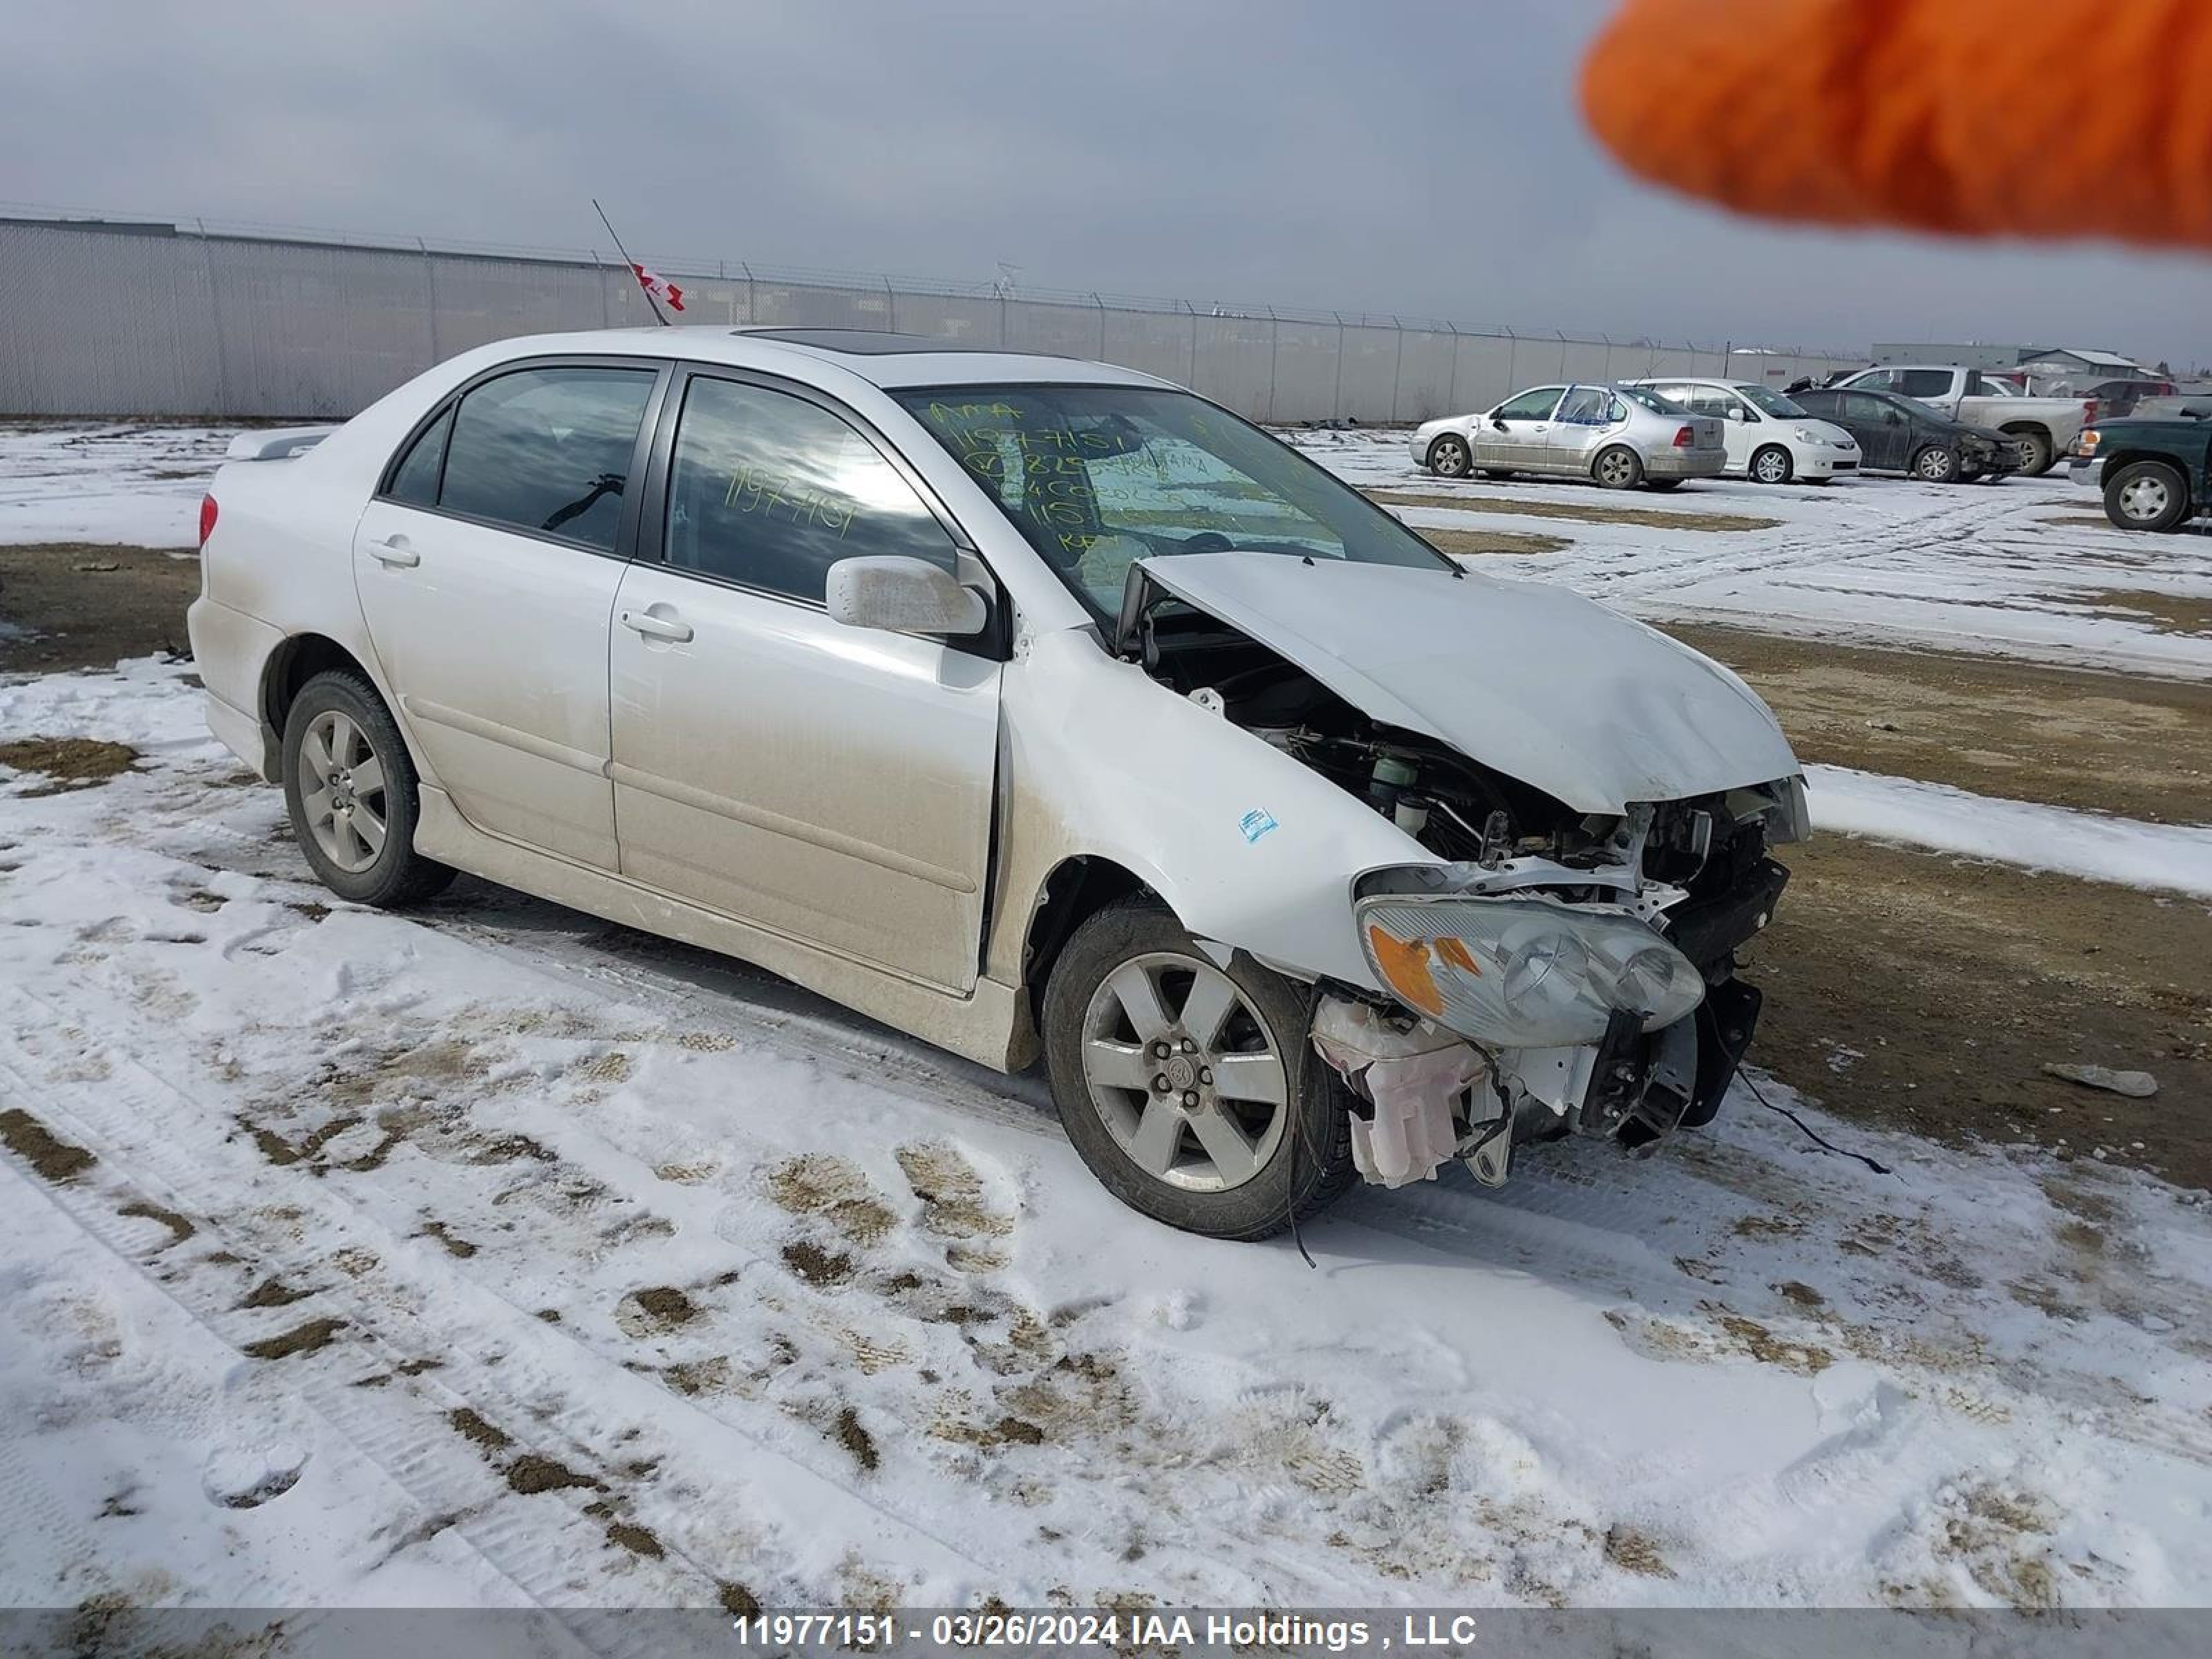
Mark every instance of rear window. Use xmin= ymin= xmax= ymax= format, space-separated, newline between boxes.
xmin=432 ymin=365 xmax=659 ymax=552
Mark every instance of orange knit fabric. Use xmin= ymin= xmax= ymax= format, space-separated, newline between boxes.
xmin=1580 ymin=0 xmax=2212 ymax=249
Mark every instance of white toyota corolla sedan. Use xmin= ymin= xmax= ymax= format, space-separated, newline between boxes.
xmin=189 ymin=327 xmax=1808 ymax=1240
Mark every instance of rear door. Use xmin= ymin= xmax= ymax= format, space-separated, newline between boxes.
xmin=1475 ymin=386 xmax=1562 ymax=471
xmin=352 ymin=358 xmax=665 ymax=870
xmin=606 ymin=368 xmax=1001 ymax=992
xmin=1544 ymin=386 xmax=1622 ymax=473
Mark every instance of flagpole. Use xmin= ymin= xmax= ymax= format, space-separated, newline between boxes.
xmin=592 ymin=198 xmax=668 ymax=326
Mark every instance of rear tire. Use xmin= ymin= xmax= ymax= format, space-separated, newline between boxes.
xmin=1750 ymin=444 xmax=1793 ymax=485
xmin=2103 ymin=459 xmax=2191 ymax=532
xmin=2005 ymin=427 xmax=2054 ymax=476
xmin=1593 ymin=446 xmax=1644 ymax=490
xmin=281 ymin=671 xmax=455 ymax=908
xmin=1042 ymin=899 xmax=1355 ymax=1241
xmin=1425 ymin=433 xmax=1472 ymax=478
xmin=1913 ymin=444 xmax=1960 ymax=484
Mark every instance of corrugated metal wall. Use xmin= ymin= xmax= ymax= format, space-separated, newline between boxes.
xmin=0 ymin=217 xmax=1860 ymax=422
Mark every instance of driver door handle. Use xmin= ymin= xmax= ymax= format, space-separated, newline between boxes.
xmin=620 ymin=608 xmax=693 ymax=644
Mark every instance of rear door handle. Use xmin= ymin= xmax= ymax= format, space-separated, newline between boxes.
xmin=368 ymin=536 xmax=420 ymax=568
xmin=620 ymin=608 xmax=693 ymax=644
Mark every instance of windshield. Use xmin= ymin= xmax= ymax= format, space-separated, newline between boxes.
xmin=894 ymin=384 xmax=1454 ymax=619
xmin=1616 ymin=384 xmax=1686 ymax=415
xmin=1736 ymin=384 xmax=1808 ymax=418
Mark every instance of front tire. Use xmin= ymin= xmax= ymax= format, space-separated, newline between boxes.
xmin=2103 ymin=459 xmax=2191 ymax=532
xmin=281 ymin=671 xmax=455 ymax=907
xmin=1913 ymin=444 xmax=1960 ymax=483
xmin=1593 ymin=445 xmax=1644 ymax=490
xmin=1750 ymin=444 xmax=1793 ymax=485
xmin=1042 ymin=900 xmax=1354 ymax=1240
xmin=1425 ymin=433 xmax=1472 ymax=478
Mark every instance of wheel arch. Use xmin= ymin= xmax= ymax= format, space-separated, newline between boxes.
xmin=261 ymin=632 xmax=380 ymax=744
xmin=1018 ymin=853 xmax=1158 ymax=1014
xmin=1425 ymin=430 xmax=1472 ymax=471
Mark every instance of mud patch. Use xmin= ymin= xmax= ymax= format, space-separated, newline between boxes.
xmin=766 ymin=1154 xmax=897 ymax=1247
xmin=419 ymin=1219 xmax=478 ymax=1259
xmin=0 ymin=1108 xmax=98 ymax=1183
xmin=1418 ymin=526 xmax=1571 ymax=558
xmin=0 ymin=737 xmax=140 ymax=796
xmin=833 ymin=1405 xmax=880 ymax=1472
xmin=507 ymin=1454 xmax=601 ymax=1496
xmin=617 ymin=1285 xmax=700 ymax=1337
xmin=116 ymin=1199 xmax=196 ymax=1250
xmin=1604 ymin=1524 xmax=1674 ymax=1578
xmin=237 ymin=1277 xmax=313 ymax=1309
xmin=604 ymin=1520 xmax=664 ymax=1559
xmin=241 ymin=1317 xmax=346 ymax=1360
xmin=896 ymin=1143 xmax=1013 ymax=1244
xmin=782 ymin=1240 xmax=855 ymax=1287
xmin=2075 ymin=588 xmax=2212 ymax=639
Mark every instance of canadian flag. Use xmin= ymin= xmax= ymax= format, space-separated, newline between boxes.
xmin=630 ymin=262 xmax=685 ymax=313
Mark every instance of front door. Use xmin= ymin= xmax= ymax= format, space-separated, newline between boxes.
xmin=1474 ymin=386 xmax=1562 ymax=471
xmin=1844 ymin=393 xmax=1909 ymax=470
xmin=351 ymin=359 xmax=663 ymax=870
xmin=608 ymin=371 xmax=1001 ymax=993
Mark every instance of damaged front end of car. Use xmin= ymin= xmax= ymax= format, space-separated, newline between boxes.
xmin=1327 ymin=778 xmax=1804 ymax=1188
xmin=1114 ymin=551 xmax=1809 ymax=1192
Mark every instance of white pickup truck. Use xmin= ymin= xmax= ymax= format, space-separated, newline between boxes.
xmin=1828 ymin=365 xmax=2095 ymax=476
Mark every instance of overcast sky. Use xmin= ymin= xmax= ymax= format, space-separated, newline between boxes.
xmin=9 ymin=0 xmax=2206 ymax=366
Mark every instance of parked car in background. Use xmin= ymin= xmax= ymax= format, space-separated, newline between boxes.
xmin=1826 ymin=365 xmax=2092 ymax=476
xmin=187 ymin=328 xmax=1808 ymax=1239
xmin=1626 ymin=377 xmax=1859 ymax=483
xmin=2072 ymin=413 xmax=2212 ymax=532
xmin=1411 ymin=382 xmax=1727 ymax=490
xmin=2080 ymin=377 xmax=2177 ymax=420
xmin=1790 ymin=386 xmax=2020 ymax=483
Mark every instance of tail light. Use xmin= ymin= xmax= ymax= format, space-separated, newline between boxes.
xmin=2082 ymin=398 xmax=2099 ymax=427
xmin=1673 ymin=425 xmax=1696 ymax=447
xmin=198 ymin=494 xmax=218 ymax=549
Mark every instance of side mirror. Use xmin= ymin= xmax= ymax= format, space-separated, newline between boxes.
xmin=1725 ymin=405 xmax=1748 ymax=422
xmin=1490 ymin=415 xmax=1510 ymax=431
xmin=826 ymin=556 xmax=987 ymax=639
xmin=1884 ymin=409 xmax=1904 ymax=424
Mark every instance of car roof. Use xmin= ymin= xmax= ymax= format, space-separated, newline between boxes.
xmin=451 ymin=325 xmax=1174 ymax=392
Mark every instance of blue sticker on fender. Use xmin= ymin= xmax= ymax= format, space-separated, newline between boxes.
xmin=1239 ymin=809 xmax=1278 ymax=844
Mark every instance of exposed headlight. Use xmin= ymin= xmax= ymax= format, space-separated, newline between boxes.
xmin=1792 ymin=426 xmax=1823 ymax=443
xmin=1356 ymin=895 xmax=1706 ymax=1048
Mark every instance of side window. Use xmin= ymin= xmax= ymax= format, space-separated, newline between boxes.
xmin=384 ymin=408 xmax=449 ymax=505
xmin=1494 ymin=386 xmax=1562 ymax=420
xmin=1894 ymin=368 xmax=1953 ymax=398
xmin=664 ymin=377 xmax=958 ymax=604
xmin=438 ymin=365 xmax=658 ymax=552
xmin=1848 ymin=369 xmax=1895 ymax=393
xmin=1844 ymin=393 xmax=1895 ymax=424
xmin=1555 ymin=386 xmax=1613 ymax=424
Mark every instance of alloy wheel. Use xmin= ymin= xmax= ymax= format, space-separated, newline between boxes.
xmin=1597 ymin=449 xmax=1636 ymax=486
xmin=1753 ymin=448 xmax=1789 ymax=484
xmin=299 ymin=709 xmax=388 ymax=874
xmin=1078 ymin=952 xmax=1289 ymax=1192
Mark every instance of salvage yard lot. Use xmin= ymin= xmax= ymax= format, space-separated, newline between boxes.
xmin=3 ymin=423 xmax=2211 ymax=1612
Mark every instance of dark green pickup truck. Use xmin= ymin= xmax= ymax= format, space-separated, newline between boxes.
xmin=2074 ymin=411 xmax=2212 ymax=532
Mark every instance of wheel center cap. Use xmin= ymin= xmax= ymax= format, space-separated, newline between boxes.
xmin=1166 ymin=1055 xmax=1197 ymax=1091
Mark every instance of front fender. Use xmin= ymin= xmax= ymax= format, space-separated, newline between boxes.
xmin=982 ymin=629 xmax=1435 ymax=993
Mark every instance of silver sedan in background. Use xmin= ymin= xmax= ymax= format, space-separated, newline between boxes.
xmin=1411 ymin=383 xmax=1728 ymax=490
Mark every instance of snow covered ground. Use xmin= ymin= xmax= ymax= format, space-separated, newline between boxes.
xmin=1293 ymin=430 xmax=2212 ymax=682
xmin=4 ymin=659 xmax=2212 ymax=1615
xmin=3 ymin=424 xmax=2211 ymax=1617
xmin=0 ymin=423 xmax=236 ymax=548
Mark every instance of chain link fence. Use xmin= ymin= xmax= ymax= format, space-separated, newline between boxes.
xmin=0 ymin=211 xmax=1862 ymax=423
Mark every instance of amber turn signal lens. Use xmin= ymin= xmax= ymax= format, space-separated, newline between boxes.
xmin=1366 ymin=924 xmax=1444 ymax=1016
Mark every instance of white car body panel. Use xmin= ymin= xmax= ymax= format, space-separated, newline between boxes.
xmin=1132 ymin=552 xmax=1799 ymax=814
xmin=1624 ymin=378 xmax=1860 ymax=480
xmin=187 ymin=325 xmax=1801 ymax=1101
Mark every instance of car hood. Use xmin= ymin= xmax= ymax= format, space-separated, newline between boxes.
xmin=1135 ymin=552 xmax=1801 ymax=815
